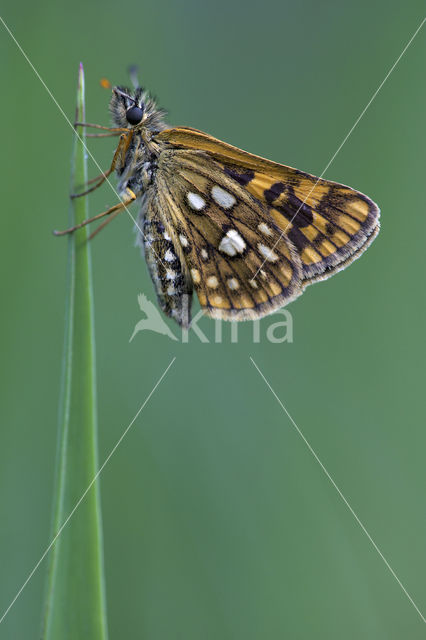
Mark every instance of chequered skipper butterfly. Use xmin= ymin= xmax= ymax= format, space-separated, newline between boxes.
xmin=55 ymin=79 xmax=380 ymax=327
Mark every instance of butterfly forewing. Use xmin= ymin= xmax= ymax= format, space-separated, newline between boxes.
xmin=157 ymin=127 xmax=380 ymax=288
xmin=238 ymin=169 xmax=379 ymax=284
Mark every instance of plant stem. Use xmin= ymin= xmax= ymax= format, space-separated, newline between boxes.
xmin=42 ymin=63 xmax=108 ymax=640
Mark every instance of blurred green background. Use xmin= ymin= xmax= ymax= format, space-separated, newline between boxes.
xmin=1 ymin=1 xmax=425 ymax=638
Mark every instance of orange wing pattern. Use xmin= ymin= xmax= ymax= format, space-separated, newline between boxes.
xmin=157 ymin=127 xmax=380 ymax=287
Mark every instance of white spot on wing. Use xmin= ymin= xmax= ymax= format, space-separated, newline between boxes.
xmin=258 ymin=222 xmax=273 ymax=236
xmin=207 ymin=276 xmax=219 ymax=288
xmin=227 ymin=278 xmax=239 ymax=290
xmin=187 ymin=192 xmax=206 ymax=211
xmin=258 ymin=243 xmax=278 ymax=262
xmin=201 ymin=249 xmax=208 ymax=260
xmin=191 ymin=268 xmax=201 ymax=284
xmin=211 ymin=185 xmax=236 ymax=209
xmin=219 ymin=229 xmax=246 ymax=256
xmin=163 ymin=231 xmax=171 ymax=241
xmin=249 ymin=279 xmax=258 ymax=289
xmin=164 ymin=249 xmax=176 ymax=262
xmin=166 ymin=269 xmax=176 ymax=280
xmin=179 ymin=234 xmax=188 ymax=247
xmin=167 ymin=284 xmax=176 ymax=295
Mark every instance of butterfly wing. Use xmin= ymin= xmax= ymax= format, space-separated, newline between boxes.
xmin=157 ymin=127 xmax=380 ymax=287
xmin=154 ymin=147 xmax=303 ymax=320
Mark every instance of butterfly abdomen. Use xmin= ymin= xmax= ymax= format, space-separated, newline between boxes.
xmin=140 ymin=197 xmax=193 ymax=327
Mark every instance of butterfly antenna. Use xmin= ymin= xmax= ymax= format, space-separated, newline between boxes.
xmin=128 ymin=65 xmax=140 ymax=89
xmin=113 ymin=86 xmax=136 ymax=104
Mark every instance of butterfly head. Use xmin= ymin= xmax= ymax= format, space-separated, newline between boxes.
xmin=110 ymin=86 xmax=144 ymax=127
xmin=110 ymin=86 xmax=167 ymax=133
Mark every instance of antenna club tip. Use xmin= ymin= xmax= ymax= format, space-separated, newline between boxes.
xmin=128 ymin=64 xmax=140 ymax=89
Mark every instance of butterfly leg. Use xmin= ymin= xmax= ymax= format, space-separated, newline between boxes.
xmin=88 ymin=209 xmax=121 ymax=240
xmin=71 ymin=132 xmax=131 ymax=198
xmin=74 ymin=122 xmax=128 ymax=132
xmin=53 ymin=188 xmax=136 ymax=237
xmin=86 ymin=132 xmax=122 ymax=138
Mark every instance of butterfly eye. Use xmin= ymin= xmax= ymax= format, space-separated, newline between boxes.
xmin=126 ymin=105 xmax=144 ymax=125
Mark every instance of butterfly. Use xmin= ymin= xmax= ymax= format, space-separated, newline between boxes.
xmin=55 ymin=81 xmax=380 ymax=327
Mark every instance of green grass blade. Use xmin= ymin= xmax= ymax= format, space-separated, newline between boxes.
xmin=42 ymin=63 xmax=108 ymax=640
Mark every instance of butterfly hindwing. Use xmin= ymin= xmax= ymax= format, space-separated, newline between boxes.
xmin=154 ymin=148 xmax=303 ymax=320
